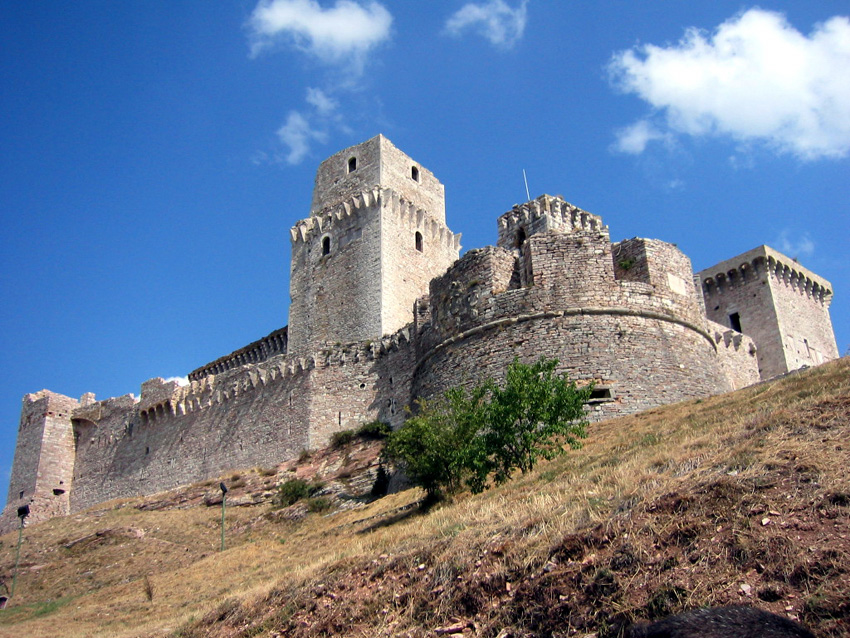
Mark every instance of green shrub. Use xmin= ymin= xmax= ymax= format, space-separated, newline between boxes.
xmin=357 ymin=420 xmax=393 ymax=439
xmin=306 ymin=497 xmax=331 ymax=513
xmin=273 ymin=479 xmax=311 ymax=508
xmin=384 ymin=357 xmax=592 ymax=500
xmin=330 ymin=430 xmax=355 ymax=448
xmin=384 ymin=383 xmax=489 ymax=500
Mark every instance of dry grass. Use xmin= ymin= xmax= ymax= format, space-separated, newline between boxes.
xmin=0 ymin=358 xmax=847 ymax=637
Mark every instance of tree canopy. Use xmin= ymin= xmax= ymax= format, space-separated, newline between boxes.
xmin=384 ymin=358 xmax=592 ymax=500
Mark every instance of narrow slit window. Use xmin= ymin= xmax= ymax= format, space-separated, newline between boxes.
xmin=516 ymin=228 xmax=526 ymax=248
xmin=415 ymin=231 xmax=423 ymax=252
xmin=411 ymin=166 xmax=420 ymax=181
xmin=729 ymin=312 xmax=742 ymax=332
xmin=348 ymin=156 xmax=357 ymax=172
xmin=322 ymin=236 xmax=331 ymax=256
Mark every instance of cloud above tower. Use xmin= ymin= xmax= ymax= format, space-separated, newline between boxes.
xmin=444 ymin=0 xmax=528 ymax=49
xmin=247 ymin=1 xmax=391 ymax=165
xmin=609 ymin=9 xmax=850 ymax=160
xmin=248 ymin=0 xmax=392 ymax=69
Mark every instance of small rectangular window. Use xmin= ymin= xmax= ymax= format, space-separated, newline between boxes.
xmin=587 ymin=388 xmax=614 ymax=404
xmin=729 ymin=312 xmax=742 ymax=332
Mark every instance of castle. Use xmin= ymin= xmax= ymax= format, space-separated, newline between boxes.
xmin=1 ymin=135 xmax=838 ymax=532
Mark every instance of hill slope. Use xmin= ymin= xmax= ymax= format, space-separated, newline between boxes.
xmin=0 ymin=359 xmax=847 ymax=638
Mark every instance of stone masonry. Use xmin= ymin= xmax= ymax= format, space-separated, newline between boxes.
xmin=0 ymin=136 xmax=839 ymax=532
xmin=698 ymin=246 xmax=837 ymax=379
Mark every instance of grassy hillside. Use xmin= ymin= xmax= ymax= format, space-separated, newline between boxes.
xmin=0 ymin=358 xmax=847 ymax=638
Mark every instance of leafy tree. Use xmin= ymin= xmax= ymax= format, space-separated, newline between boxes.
xmin=383 ymin=384 xmax=489 ymax=500
xmin=482 ymin=358 xmax=591 ymax=486
xmin=384 ymin=358 xmax=591 ymax=500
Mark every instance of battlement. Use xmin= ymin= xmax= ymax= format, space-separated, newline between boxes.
xmin=383 ymin=189 xmax=461 ymax=252
xmin=698 ymin=245 xmax=838 ymax=379
xmin=700 ymin=245 xmax=833 ymax=306
xmin=290 ymin=188 xmax=460 ymax=253
xmin=188 ymin=327 xmax=288 ymax=382
xmin=138 ymin=329 xmax=414 ymax=426
xmin=497 ymin=194 xmax=606 ymax=250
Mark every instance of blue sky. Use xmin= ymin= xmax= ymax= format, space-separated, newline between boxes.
xmin=2 ymin=1 xmax=848 ymax=496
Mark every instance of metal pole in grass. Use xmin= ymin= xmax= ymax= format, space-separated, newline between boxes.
xmin=10 ymin=504 xmax=29 ymax=599
xmin=219 ymin=482 xmax=228 ymax=552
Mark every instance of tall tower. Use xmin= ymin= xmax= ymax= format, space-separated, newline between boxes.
xmin=1 ymin=390 xmax=79 ymax=531
xmin=288 ymin=135 xmax=461 ymax=356
xmin=698 ymin=245 xmax=838 ymax=379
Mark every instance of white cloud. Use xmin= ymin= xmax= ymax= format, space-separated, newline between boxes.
xmin=277 ymin=110 xmax=328 ymax=164
xmin=248 ymin=0 xmax=392 ymax=70
xmin=609 ymin=9 xmax=850 ymax=160
xmin=776 ymin=230 xmax=815 ymax=259
xmin=612 ymin=119 xmax=672 ymax=154
xmin=445 ymin=0 xmax=528 ymax=49
xmin=305 ymin=87 xmax=338 ymax=116
xmin=164 ymin=376 xmax=190 ymax=387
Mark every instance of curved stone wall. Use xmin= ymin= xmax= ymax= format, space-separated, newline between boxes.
xmin=412 ymin=220 xmax=730 ymax=417
xmin=413 ymin=311 xmax=727 ymax=420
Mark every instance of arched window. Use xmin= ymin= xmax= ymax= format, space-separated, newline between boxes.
xmin=348 ymin=156 xmax=357 ymax=172
xmin=322 ymin=236 xmax=331 ymax=255
xmin=415 ymin=231 xmax=423 ymax=252
xmin=411 ymin=166 xmax=420 ymax=182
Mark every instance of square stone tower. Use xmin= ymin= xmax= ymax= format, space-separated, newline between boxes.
xmin=698 ymin=245 xmax=838 ymax=379
xmin=288 ymin=135 xmax=461 ymax=356
xmin=2 ymin=390 xmax=79 ymax=529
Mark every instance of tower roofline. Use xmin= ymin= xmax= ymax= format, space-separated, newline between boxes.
xmin=698 ymin=245 xmax=833 ymax=294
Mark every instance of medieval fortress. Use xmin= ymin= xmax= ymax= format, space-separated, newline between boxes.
xmin=2 ymin=135 xmax=838 ymax=532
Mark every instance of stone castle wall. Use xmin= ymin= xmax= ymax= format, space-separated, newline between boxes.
xmin=412 ymin=201 xmax=739 ymax=419
xmin=764 ymin=260 xmax=837 ymax=371
xmin=380 ymin=190 xmax=461 ymax=337
xmin=66 ymin=340 xmax=421 ymax=515
xmin=188 ymin=327 xmax=287 ymax=382
xmin=707 ymin=323 xmax=761 ymax=390
xmin=2 ymin=138 xmax=837 ymax=534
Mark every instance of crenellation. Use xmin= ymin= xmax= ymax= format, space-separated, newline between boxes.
xmin=497 ymin=195 xmax=606 ymax=251
xmin=2 ymin=137 xmax=839 ymax=532
xmin=697 ymin=245 xmax=838 ymax=379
